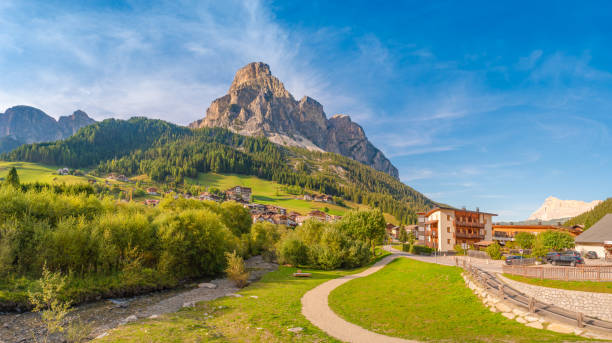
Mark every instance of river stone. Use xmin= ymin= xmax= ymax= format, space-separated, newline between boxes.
xmin=512 ymin=308 xmax=529 ymax=317
xmin=148 ymin=314 xmax=159 ymax=319
xmin=288 ymin=327 xmax=303 ymax=333
xmin=124 ymin=315 xmax=138 ymax=324
xmin=250 ymin=295 xmax=259 ymax=299
xmin=502 ymin=312 xmax=516 ymax=320
xmin=182 ymin=302 xmax=196 ymax=308
xmin=526 ymin=321 xmax=543 ymax=330
xmin=198 ymin=283 xmax=217 ymax=289
xmin=516 ymin=317 xmax=527 ymax=324
xmin=547 ymin=323 xmax=574 ymax=334
xmin=574 ymin=328 xmax=585 ymax=336
xmin=524 ymin=315 xmax=539 ymax=322
xmin=226 ymin=293 xmax=242 ymax=298
xmin=495 ymin=303 xmax=511 ymax=313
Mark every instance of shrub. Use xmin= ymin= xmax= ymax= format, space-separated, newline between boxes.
xmin=409 ymin=245 xmax=434 ymax=255
xmin=277 ymin=236 xmax=309 ymax=266
xmin=486 ymin=241 xmax=503 ymax=260
xmin=225 ymin=251 xmax=249 ymax=288
xmin=454 ymin=244 xmax=466 ymax=256
xmin=514 ymin=232 xmax=535 ymax=249
xmin=343 ymin=240 xmax=372 ymax=268
xmin=157 ymin=209 xmax=231 ymax=279
xmin=402 ymin=243 xmax=411 ymax=252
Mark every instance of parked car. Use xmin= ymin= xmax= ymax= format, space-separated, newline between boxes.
xmin=545 ymin=252 xmax=561 ymax=264
xmin=549 ymin=251 xmax=584 ymax=266
xmin=505 ymin=255 xmax=523 ymax=265
xmin=585 ymin=251 xmax=599 ymax=259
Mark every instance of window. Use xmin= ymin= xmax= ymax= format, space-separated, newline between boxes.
xmin=447 ymin=239 xmax=451 ymax=244
xmin=447 ymin=215 xmax=451 ymax=221
xmin=447 ymin=227 xmax=450 ymax=233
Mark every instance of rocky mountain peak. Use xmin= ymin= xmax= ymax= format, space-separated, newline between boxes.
xmin=0 ymin=106 xmax=96 ymax=153
xmin=229 ymin=62 xmax=291 ymax=99
xmin=528 ymin=196 xmax=603 ymax=221
xmin=190 ymin=62 xmax=399 ymax=178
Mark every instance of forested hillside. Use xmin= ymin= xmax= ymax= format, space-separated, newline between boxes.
xmin=564 ymin=198 xmax=612 ymax=229
xmin=2 ymin=118 xmax=434 ymax=224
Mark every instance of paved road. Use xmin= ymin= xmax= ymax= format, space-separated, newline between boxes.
xmin=301 ymin=253 xmax=420 ymax=343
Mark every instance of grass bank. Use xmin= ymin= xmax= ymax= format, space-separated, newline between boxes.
xmin=328 ymin=258 xmax=588 ymax=343
xmin=504 ymin=273 xmax=612 ymax=294
xmin=96 ymin=249 xmax=390 ymax=342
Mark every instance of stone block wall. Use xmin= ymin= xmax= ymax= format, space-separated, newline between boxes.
xmin=499 ymin=274 xmax=612 ymax=321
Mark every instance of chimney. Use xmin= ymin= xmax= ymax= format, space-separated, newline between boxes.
xmin=476 ymin=207 xmax=480 ymax=212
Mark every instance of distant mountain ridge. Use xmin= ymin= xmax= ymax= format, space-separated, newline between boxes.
xmin=528 ymin=196 xmax=602 ymax=221
xmin=0 ymin=106 xmax=95 ymax=153
xmin=189 ymin=62 xmax=399 ymax=178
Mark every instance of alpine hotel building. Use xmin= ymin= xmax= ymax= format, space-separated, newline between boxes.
xmin=417 ymin=207 xmax=497 ymax=252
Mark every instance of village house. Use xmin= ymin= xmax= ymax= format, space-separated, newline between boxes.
xmin=264 ymin=204 xmax=286 ymax=215
xmin=245 ymin=203 xmax=266 ymax=214
xmin=492 ymin=224 xmax=583 ymax=245
xmin=302 ymin=194 xmax=313 ymax=201
xmin=146 ymin=187 xmax=159 ymax=196
xmin=199 ymin=192 xmax=221 ymax=202
xmin=225 ymin=186 xmax=252 ymax=203
xmin=386 ymin=223 xmax=401 ymax=239
xmin=107 ymin=173 xmax=130 ymax=182
xmin=574 ymin=214 xmax=612 ymax=260
xmin=144 ymin=199 xmax=159 ymax=206
xmin=313 ymin=194 xmax=334 ymax=204
xmin=57 ymin=167 xmax=70 ymax=176
xmin=418 ymin=207 xmax=497 ymax=252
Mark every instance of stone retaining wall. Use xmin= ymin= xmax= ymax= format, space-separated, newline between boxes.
xmin=499 ymin=274 xmax=612 ymax=322
xmin=462 ymin=273 xmax=611 ymax=340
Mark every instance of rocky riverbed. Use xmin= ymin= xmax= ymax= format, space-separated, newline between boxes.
xmin=0 ymin=256 xmax=277 ymax=343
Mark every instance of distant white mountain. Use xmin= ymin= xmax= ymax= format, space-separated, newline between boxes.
xmin=528 ymin=196 xmax=602 ymax=221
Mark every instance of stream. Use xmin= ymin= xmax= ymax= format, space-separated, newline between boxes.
xmin=0 ymin=256 xmax=277 ymax=343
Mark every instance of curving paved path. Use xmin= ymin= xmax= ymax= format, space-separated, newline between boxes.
xmin=301 ymin=252 xmax=420 ymax=343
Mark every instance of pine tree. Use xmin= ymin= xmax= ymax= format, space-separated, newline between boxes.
xmin=6 ymin=167 xmax=20 ymax=188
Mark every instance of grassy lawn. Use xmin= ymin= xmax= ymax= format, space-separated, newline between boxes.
xmin=328 ymin=258 xmax=588 ymax=343
xmin=0 ymin=161 xmax=93 ymax=184
xmin=97 ymin=250 xmax=391 ymax=343
xmin=504 ymin=274 xmax=612 ymax=294
xmin=186 ymin=172 xmax=365 ymax=217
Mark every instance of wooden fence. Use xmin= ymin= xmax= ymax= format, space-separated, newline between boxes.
xmin=467 ymin=250 xmax=490 ymax=259
xmin=503 ymin=265 xmax=612 ymax=281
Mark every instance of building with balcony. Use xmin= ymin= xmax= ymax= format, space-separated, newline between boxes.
xmin=417 ymin=207 xmax=497 ymax=252
xmin=492 ymin=224 xmax=583 ymax=244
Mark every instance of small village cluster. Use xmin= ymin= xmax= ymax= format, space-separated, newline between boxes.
xmin=143 ymin=185 xmax=342 ymax=227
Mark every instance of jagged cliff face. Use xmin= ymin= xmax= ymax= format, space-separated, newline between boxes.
xmin=528 ymin=196 xmax=603 ymax=221
xmin=0 ymin=106 xmax=96 ymax=152
xmin=190 ymin=62 xmax=399 ymax=178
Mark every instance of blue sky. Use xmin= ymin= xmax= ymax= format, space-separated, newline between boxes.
xmin=1 ymin=0 xmax=611 ymax=221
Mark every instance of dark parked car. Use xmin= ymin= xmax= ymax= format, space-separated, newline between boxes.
xmin=548 ymin=251 xmax=584 ymax=266
xmin=545 ymin=252 xmax=561 ymax=264
xmin=585 ymin=251 xmax=598 ymax=259
xmin=505 ymin=255 xmax=523 ymax=265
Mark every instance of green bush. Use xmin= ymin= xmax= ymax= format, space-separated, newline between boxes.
xmin=277 ymin=236 xmax=309 ymax=266
xmin=402 ymin=243 xmax=411 ymax=252
xmin=409 ymin=245 xmax=434 ymax=255
xmin=453 ymin=244 xmax=466 ymax=256
xmin=486 ymin=241 xmax=503 ymax=260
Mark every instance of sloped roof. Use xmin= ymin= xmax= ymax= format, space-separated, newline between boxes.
xmin=575 ymin=214 xmax=612 ymax=244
